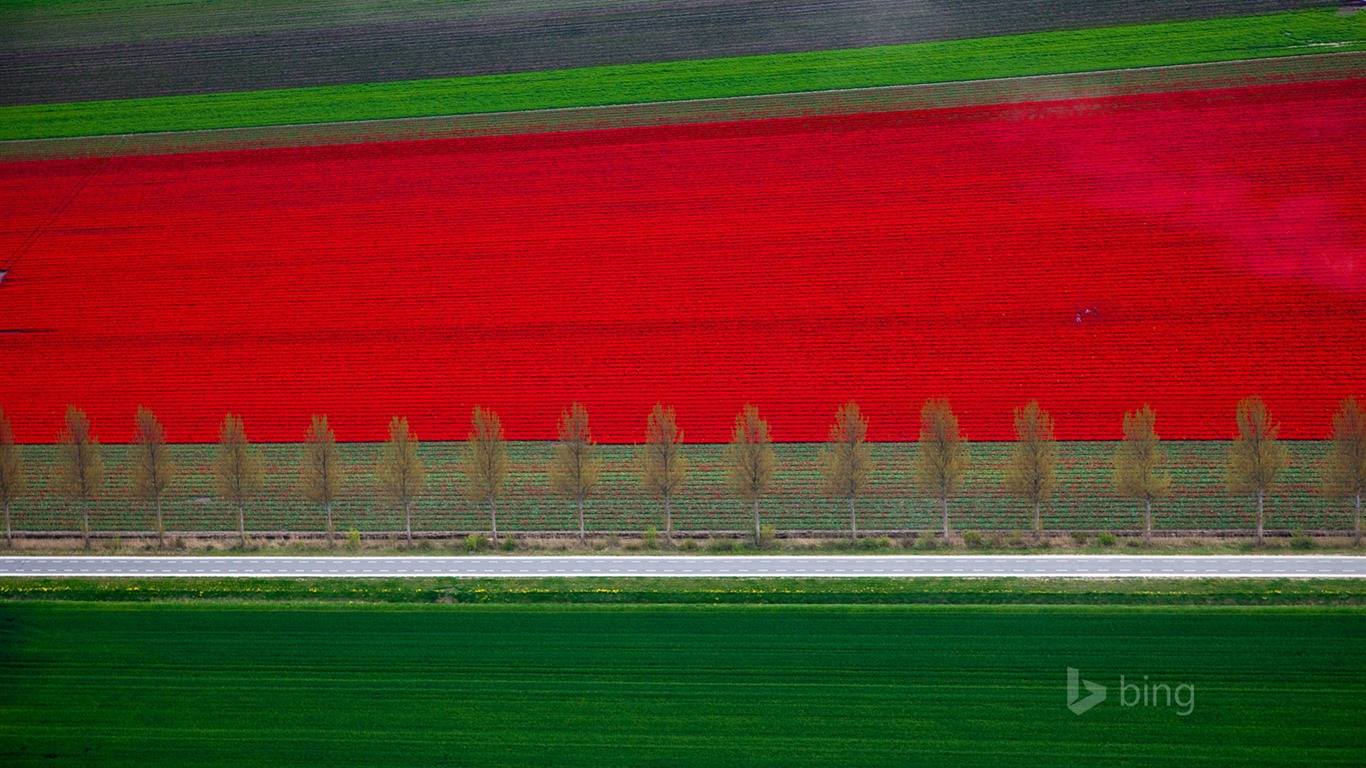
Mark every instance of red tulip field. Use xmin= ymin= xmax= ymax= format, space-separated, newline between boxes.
xmin=2 ymin=78 xmax=1363 ymax=447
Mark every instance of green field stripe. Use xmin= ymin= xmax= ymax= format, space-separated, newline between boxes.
xmin=4 ymin=577 xmax=1366 ymax=606
xmin=0 ymin=603 xmax=1362 ymax=766
xmin=5 ymin=52 xmax=1362 ymax=161
xmin=1 ymin=9 xmax=1361 ymax=141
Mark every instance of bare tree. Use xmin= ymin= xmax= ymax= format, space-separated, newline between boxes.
xmin=915 ymin=399 xmax=968 ymax=541
xmin=130 ymin=406 xmax=176 ymax=548
xmin=549 ymin=403 xmax=601 ymax=542
xmin=1005 ymin=400 xmax=1057 ymax=537
xmin=54 ymin=407 xmax=104 ymax=549
xmin=301 ymin=414 xmax=344 ymax=545
xmin=724 ymin=404 xmax=775 ymax=546
xmin=376 ymin=416 xmax=425 ymax=545
xmin=1227 ymin=396 xmax=1290 ymax=546
xmin=1113 ymin=405 xmax=1172 ymax=546
xmin=462 ymin=406 xmax=509 ymax=545
xmin=1323 ymin=397 xmax=1366 ymax=547
xmin=0 ymin=408 xmax=25 ymax=548
xmin=214 ymin=413 xmax=263 ymax=548
xmin=820 ymin=401 xmax=872 ymax=542
xmin=641 ymin=403 xmax=687 ymax=542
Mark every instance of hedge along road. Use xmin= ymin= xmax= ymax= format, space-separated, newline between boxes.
xmin=3 ymin=555 xmax=1365 ymax=578
xmin=0 ymin=0 xmax=1329 ymax=104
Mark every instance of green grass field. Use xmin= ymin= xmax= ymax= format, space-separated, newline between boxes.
xmin=6 ymin=441 xmax=1350 ymax=536
xmin=2 ymin=9 xmax=1360 ymax=140
xmin=1 ymin=600 xmax=1361 ymax=766
xmin=4 ymin=576 xmax=1365 ymax=606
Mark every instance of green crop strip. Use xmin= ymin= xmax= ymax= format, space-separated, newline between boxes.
xmin=0 ymin=602 xmax=1362 ymax=766
xmin=1 ymin=9 xmax=1361 ymax=140
xmin=3 ymin=577 xmax=1365 ymax=606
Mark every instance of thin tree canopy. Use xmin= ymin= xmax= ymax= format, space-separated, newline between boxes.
xmin=820 ymin=400 xmax=872 ymax=501
xmin=301 ymin=414 xmax=343 ymax=507
xmin=0 ymin=408 xmax=25 ymax=511
xmin=642 ymin=403 xmax=687 ymax=500
xmin=213 ymin=413 xmax=263 ymax=509
xmin=725 ymin=403 xmax=776 ymax=546
xmin=462 ymin=406 xmax=509 ymax=505
xmin=302 ymin=414 xmax=344 ymax=541
xmin=55 ymin=407 xmax=104 ymax=549
xmin=724 ymin=404 xmax=775 ymax=502
xmin=0 ymin=408 xmax=26 ymax=546
xmin=54 ymin=406 xmax=103 ymax=505
xmin=1324 ymin=398 xmax=1366 ymax=500
xmin=1227 ymin=396 xmax=1290 ymax=497
xmin=1113 ymin=405 xmax=1171 ymax=502
xmin=549 ymin=402 xmax=601 ymax=501
xmin=375 ymin=416 xmax=425 ymax=544
xmin=1004 ymin=400 xmax=1057 ymax=533
xmin=130 ymin=406 xmax=176 ymax=545
xmin=916 ymin=399 xmax=968 ymax=501
xmin=463 ymin=405 xmax=509 ymax=544
xmin=642 ymin=403 xmax=687 ymax=538
xmin=916 ymin=399 xmax=968 ymax=539
xmin=376 ymin=416 xmax=425 ymax=506
xmin=1323 ymin=397 xmax=1366 ymax=546
xmin=1114 ymin=404 xmax=1172 ymax=545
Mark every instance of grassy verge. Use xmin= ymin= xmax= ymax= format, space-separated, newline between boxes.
xmin=0 ymin=600 xmax=1361 ymax=766
xmin=2 ymin=576 xmax=1365 ymax=605
xmin=2 ymin=9 xmax=1361 ymax=139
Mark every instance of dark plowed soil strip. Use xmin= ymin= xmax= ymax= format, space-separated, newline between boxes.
xmin=0 ymin=0 xmax=1327 ymax=105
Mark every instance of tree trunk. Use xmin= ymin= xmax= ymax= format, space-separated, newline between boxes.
xmin=237 ymin=502 xmax=246 ymax=547
xmin=489 ymin=497 xmax=499 ymax=545
xmin=577 ymin=497 xmax=585 ymax=542
xmin=664 ymin=495 xmax=672 ymax=542
xmin=81 ymin=500 xmax=90 ymax=550
xmin=155 ymin=496 xmax=164 ymax=548
xmin=1349 ymin=491 xmax=1360 ymax=546
xmin=1255 ymin=490 xmax=1264 ymax=546
xmin=4 ymin=500 xmax=10 ymax=548
xmin=404 ymin=499 xmax=412 ymax=545
xmin=1033 ymin=501 xmax=1041 ymax=538
xmin=325 ymin=501 xmax=334 ymax=546
xmin=1144 ymin=498 xmax=1152 ymax=546
xmin=941 ymin=496 xmax=949 ymax=540
xmin=849 ymin=496 xmax=857 ymax=543
xmin=752 ymin=498 xmax=761 ymax=547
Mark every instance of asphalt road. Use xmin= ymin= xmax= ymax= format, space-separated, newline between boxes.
xmin=1 ymin=555 xmax=1363 ymax=578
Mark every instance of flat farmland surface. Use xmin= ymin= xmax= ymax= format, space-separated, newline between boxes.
xmin=4 ymin=9 xmax=1362 ymax=139
xmin=2 ymin=79 xmax=1363 ymax=445
xmin=3 ymin=441 xmax=1346 ymax=535
xmin=0 ymin=0 xmax=1330 ymax=104
xmin=8 ymin=53 xmax=1361 ymax=162
xmin=0 ymin=603 xmax=1361 ymax=766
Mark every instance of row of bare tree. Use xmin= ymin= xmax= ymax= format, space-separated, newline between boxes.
xmin=0 ymin=397 xmax=1362 ymax=549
